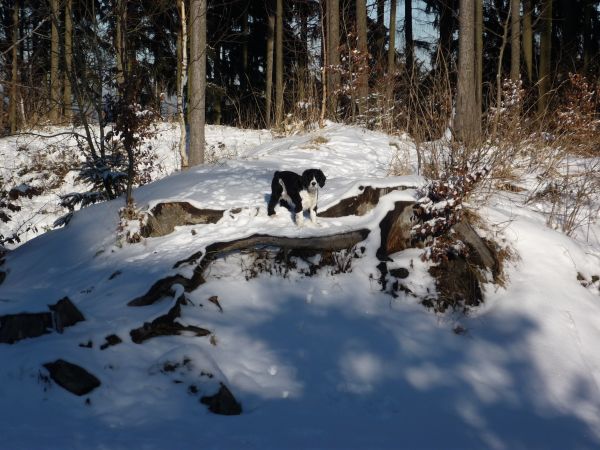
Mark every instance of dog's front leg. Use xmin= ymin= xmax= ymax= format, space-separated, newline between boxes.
xmin=310 ymin=207 xmax=317 ymax=223
xmin=290 ymin=193 xmax=304 ymax=226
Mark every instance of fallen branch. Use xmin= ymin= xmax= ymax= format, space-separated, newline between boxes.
xmin=129 ymin=229 xmax=370 ymax=307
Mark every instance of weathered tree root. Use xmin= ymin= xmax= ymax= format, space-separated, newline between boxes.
xmin=129 ymin=229 xmax=371 ymax=307
xmin=130 ymin=295 xmax=211 ymax=343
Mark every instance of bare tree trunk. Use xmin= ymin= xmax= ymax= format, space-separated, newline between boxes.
xmin=298 ymin=3 xmax=309 ymax=101
xmin=327 ymin=0 xmax=340 ymax=119
xmin=242 ymin=8 xmax=249 ymax=94
xmin=49 ymin=0 xmax=60 ymax=123
xmin=438 ymin=0 xmax=453 ymax=72
xmin=538 ymin=0 xmax=552 ymax=116
xmin=188 ymin=0 xmax=206 ymax=166
xmin=494 ymin=3 xmax=512 ymax=134
xmin=510 ymin=0 xmax=521 ymax=81
xmin=275 ymin=0 xmax=284 ymax=126
xmin=319 ymin=1 xmax=327 ymax=127
xmin=265 ymin=8 xmax=274 ymax=128
xmin=387 ymin=0 xmax=397 ymax=75
xmin=455 ymin=0 xmax=481 ymax=146
xmin=356 ymin=0 xmax=368 ymax=118
xmin=299 ymin=4 xmax=308 ymax=101
xmin=63 ymin=0 xmax=73 ymax=122
xmin=376 ymin=0 xmax=385 ymax=65
xmin=522 ymin=0 xmax=533 ymax=82
xmin=9 ymin=0 xmax=19 ymax=134
xmin=583 ymin=0 xmax=592 ymax=72
xmin=115 ymin=0 xmax=126 ymax=87
xmin=177 ymin=0 xmax=188 ymax=168
xmin=405 ymin=0 xmax=414 ymax=78
xmin=475 ymin=0 xmax=483 ymax=115
xmin=387 ymin=0 xmax=397 ymax=128
xmin=0 ymin=83 xmax=3 ymax=134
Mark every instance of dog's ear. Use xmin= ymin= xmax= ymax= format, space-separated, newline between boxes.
xmin=315 ymin=169 xmax=326 ymax=187
xmin=301 ymin=170 xmax=313 ymax=188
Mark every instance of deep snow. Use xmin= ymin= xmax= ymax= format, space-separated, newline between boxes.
xmin=0 ymin=123 xmax=599 ymax=449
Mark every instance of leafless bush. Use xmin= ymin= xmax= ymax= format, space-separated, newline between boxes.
xmin=526 ymin=73 xmax=600 ymax=238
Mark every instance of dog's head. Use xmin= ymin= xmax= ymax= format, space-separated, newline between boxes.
xmin=302 ymin=169 xmax=326 ymax=190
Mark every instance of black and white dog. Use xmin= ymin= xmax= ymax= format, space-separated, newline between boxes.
xmin=267 ymin=169 xmax=326 ymax=225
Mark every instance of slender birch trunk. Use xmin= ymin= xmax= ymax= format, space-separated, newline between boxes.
xmin=177 ymin=0 xmax=189 ymax=168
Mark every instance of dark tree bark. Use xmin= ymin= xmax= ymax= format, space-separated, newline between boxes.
xmin=388 ymin=0 xmax=397 ymax=75
xmin=49 ymin=0 xmax=60 ymax=123
xmin=522 ymin=0 xmax=533 ymax=82
xmin=510 ymin=0 xmax=521 ymax=81
xmin=377 ymin=0 xmax=385 ymax=64
xmin=275 ymin=0 xmax=284 ymax=126
xmin=188 ymin=0 xmax=206 ymax=166
xmin=356 ymin=0 xmax=368 ymax=117
xmin=327 ymin=0 xmax=340 ymax=118
xmin=405 ymin=0 xmax=414 ymax=77
xmin=265 ymin=3 xmax=274 ymax=127
xmin=538 ymin=0 xmax=552 ymax=116
xmin=455 ymin=0 xmax=481 ymax=145
xmin=9 ymin=0 xmax=19 ymax=134
xmin=63 ymin=0 xmax=73 ymax=122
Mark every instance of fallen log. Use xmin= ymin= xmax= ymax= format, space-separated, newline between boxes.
xmin=129 ymin=229 xmax=371 ymax=307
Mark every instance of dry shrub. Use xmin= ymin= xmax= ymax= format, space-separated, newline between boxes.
xmin=526 ymin=73 xmax=600 ymax=238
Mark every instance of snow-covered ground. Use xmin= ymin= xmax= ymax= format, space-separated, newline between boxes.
xmin=1 ymin=123 xmax=599 ymax=449
xmin=0 ymin=122 xmax=272 ymax=246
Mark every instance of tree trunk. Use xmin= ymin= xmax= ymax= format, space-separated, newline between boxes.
xmin=522 ymin=0 xmax=533 ymax=82
xmin=388 ymin=0 xmax=397 ymax=75
xmin=455 ymin=0 xmax=480 ymax=146
xmin=49 ymin=0 xmax=61 ymax=124
xmin=0 ymin=82 xmax=3 ymax=134
xmin=538 ymin=0 xmax=552 ymax=117
xmin=9 ymin=0 xmax=19 ymax=134
xmin=265 ymin=9 xmax=274 ymax=128
xmin=327 ymin=0 xmax=340 ymax=119
xmin=115 ymin=0 xmax=126 ymax=87
xmin=438 ymin=0 xmax=453 ymax=72
xmin=356 ymin=0 xmax=368 ymax=118
xmin=188 ymin=0 xmax=206 ymax=166
xmin=275 ymin=0 xmax=284 ymax=126
xmin=242 ymin=9 xmax=249 ymax=94
xmin=299 ymin=4 xmax=308 ymax=101
xmin=387 ymin=0 xmax=397 ymax=126
xmin=177 ymin=0 xmax=189 ymax=168
xmin=405 ymin=0 xmax=414 ymax=78
xmin=583 ymin=0 xmax=592 ymax=72
xmin=510 ymin=0 xmax=521 ymax=81
xmin=475 ymin=0 xmax=483 ymax=115
xmin=63 ymin=0 xmax=73 ymax=122
xmin=377 ymin=0 xmax=385 ymax=65
xmin=494 ymin=3 xmax=512 ymax=134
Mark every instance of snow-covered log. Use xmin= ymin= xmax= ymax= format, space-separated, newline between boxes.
xmin=129 ymin=229 xmax=371 ymax=307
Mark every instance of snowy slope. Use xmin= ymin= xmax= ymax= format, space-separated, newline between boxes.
xmin=0 ymin=122 xmax=272 ymax=246
xmin=1 ymin=123 xmax=600 ymax=449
